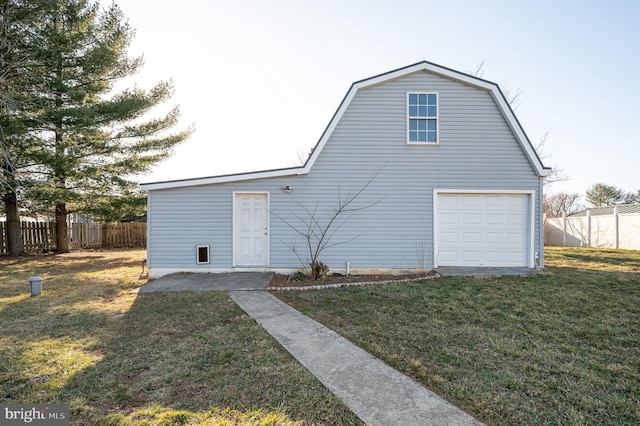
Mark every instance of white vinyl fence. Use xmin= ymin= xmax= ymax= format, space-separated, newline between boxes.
xmin=545 ymin=205 xmax=640 ymax=250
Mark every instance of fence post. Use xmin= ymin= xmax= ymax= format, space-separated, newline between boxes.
xmin=586 ymin=209 xmax=591 ymax=247
xmin=562 ymin=212 xmax=567 ymax=246
xmin=614 ymin=205 xmax=619 ymax=249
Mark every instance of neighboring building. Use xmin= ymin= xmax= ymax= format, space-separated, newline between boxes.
xmin=0 ymin=214 xmax=92 ymax=224
xmin=141 ymin=61 xmax=551 ymax=279
xmin=0 ymin=216 xmax=44 ymax=223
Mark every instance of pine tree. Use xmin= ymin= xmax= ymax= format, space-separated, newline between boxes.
xmin=0 ymin=0 xmax=21 ymax=255
xmin=20 ymin=0 xmax=191 ymax=252
xmin=0 ymin=0 xmax=41 ymax=255
xmin=624 ymin=190 xmax=640 ymax=205
xmin=585 ymin=183 xmax=625 ymax=207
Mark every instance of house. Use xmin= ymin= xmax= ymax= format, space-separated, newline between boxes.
xmin=140 ymin=61 xmax=551 ymax=279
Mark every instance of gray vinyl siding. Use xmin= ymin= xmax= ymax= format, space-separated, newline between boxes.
xmin=147 ymin=70 xmax=543 ymax=271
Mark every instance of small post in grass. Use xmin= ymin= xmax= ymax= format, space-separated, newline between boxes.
xmin=29 ymin=276 xmax=43 ymax=296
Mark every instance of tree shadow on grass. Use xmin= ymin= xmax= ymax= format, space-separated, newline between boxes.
xmin=546 ymin=247 xmax=640 ymax=271
xmin=561 ymin=253 xmax=640 ymax=269
xmin=0 ymin=303 xmax=111 ymax=404
xmin=0 ymin=255 xmax=146 ymax=307
xmin=1 ymin=256 xmax=142 ymax=276
xmin=57 ymin=291 xmax=362 ymax=425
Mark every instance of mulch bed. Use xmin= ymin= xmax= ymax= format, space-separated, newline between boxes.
xmin=268 ymin=270 xmax=439 ymax=289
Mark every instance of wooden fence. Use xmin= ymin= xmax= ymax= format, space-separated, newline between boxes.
xmin=69 ymin=222 xmax=102 ymax=250
xmin=102 ymin=222 xmax=146 ymax=248
xmin=0 ymin=221 xmax=146 ymax=254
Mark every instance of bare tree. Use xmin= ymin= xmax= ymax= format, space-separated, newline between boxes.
xmin=544 ymin=192 xmax=582 ymax=218
xmin=502 ymin=86 xmax=523 ymax=111
xmin=470 ymin=61 xmax=522 ymax=110
xmin=274 ymin=171 xmax=383 ymax=279
xmin=534 ymin=131 xmax=569 ymax=186
xmin=293 ymin=147 xmax=313 ymax=166
xmin=470 ymin=60 xmax=485 ymax=78
xmin=472 ymin=62 xmax=568 ymax=186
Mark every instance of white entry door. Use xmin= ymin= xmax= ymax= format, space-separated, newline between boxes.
xmin=234 ymin=193 xmax=269 ymax=267
xmin=436 ymin=192 xmax=531 ymax=267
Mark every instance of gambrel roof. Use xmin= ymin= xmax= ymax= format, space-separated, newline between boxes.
xmin=141 ymin=61 xmax=551 ymax=191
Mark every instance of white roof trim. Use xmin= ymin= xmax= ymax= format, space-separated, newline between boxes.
xmin=140 ymin=167 xmax=305 ymax=191
xmin=141 ymin=61 xmax=550 ymax=191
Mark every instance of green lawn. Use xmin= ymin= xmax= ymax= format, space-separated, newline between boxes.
xmin=3 ymin=248 xmax=639 ymax=425
xmin=0 ymin=250 xmax=362 ymax=425
xmin=277 ymin=247 xmax=640 ymax=425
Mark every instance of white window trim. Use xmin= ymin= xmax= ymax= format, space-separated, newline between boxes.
xmin=406 ymin=91 xmax=439 ymax=145
xmin=196 ymin=244 xmax=210 ymax=264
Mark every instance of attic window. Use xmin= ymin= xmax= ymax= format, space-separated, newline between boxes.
xmin=407 ymin=92 xmax=438 ymax=144
xmin=196 ymin=245 xmax=210 ymax=264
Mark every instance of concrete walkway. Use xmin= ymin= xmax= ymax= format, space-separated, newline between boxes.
xmin=230 ymin=291 xmax=484 ymax=426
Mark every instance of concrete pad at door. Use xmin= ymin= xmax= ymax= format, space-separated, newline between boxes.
xmin=135 ymin=272 xmax=273 ymax=293
xmin=436 ymin=267 xmax=535 ymax=277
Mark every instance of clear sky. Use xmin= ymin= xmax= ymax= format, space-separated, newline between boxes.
xmin=112 ymin=0 xmax=639 ymax=198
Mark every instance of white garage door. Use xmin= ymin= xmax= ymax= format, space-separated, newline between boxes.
xmin=436 ymin=193 xmax=531 ymax=267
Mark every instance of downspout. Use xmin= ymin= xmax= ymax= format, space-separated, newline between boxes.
xmin=539 ymin=180 xmax=545 ymax=268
